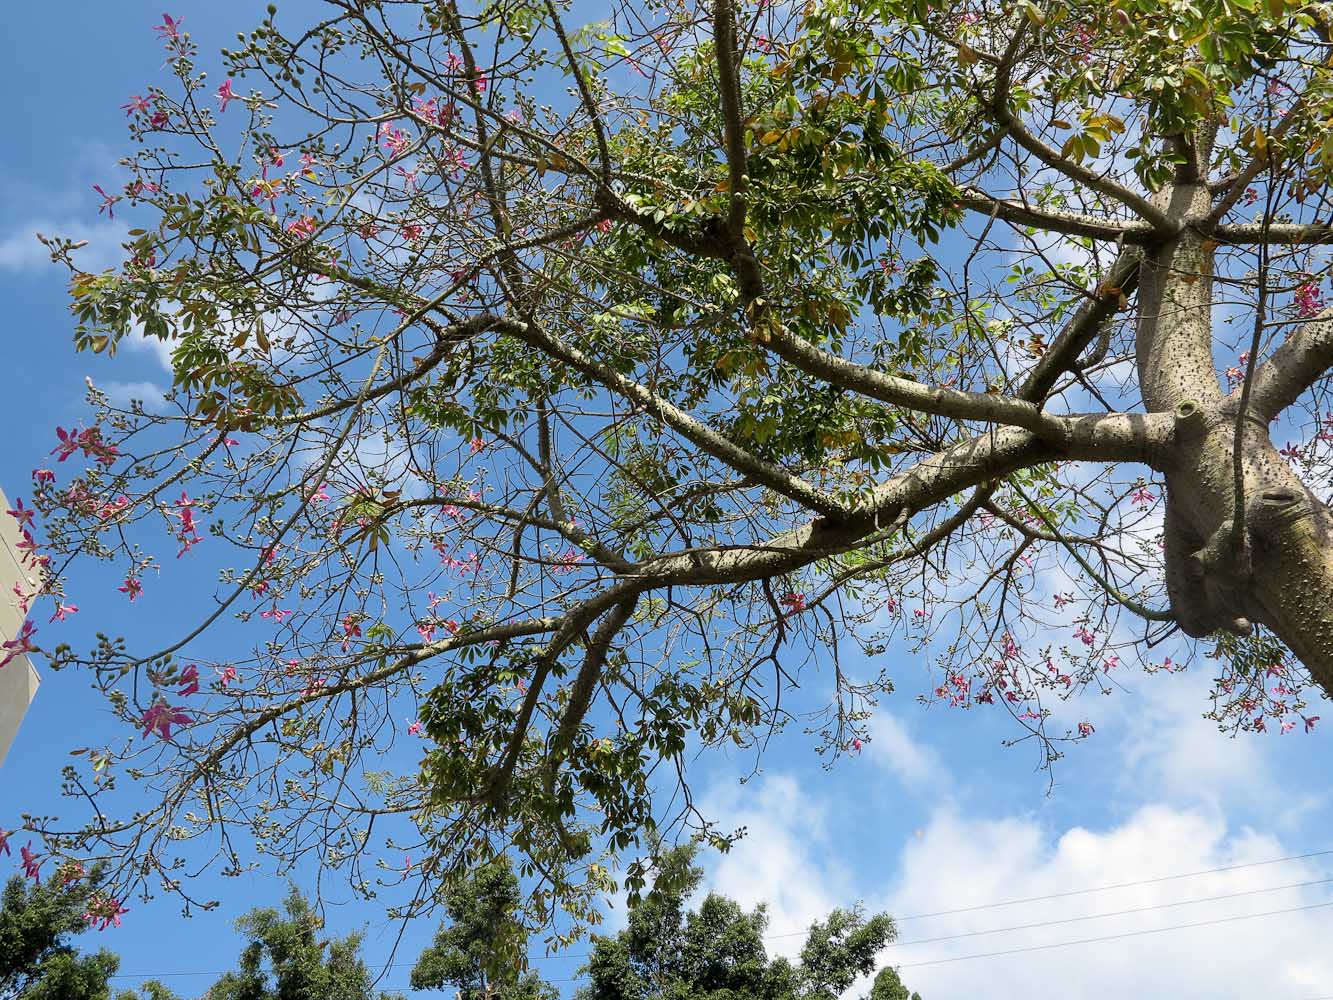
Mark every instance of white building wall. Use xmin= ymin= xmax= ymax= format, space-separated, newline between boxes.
xmin=0 ymin=486 xmax=39 ymax=769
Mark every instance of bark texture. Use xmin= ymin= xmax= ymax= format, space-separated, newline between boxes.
xmin=1135 ymin=157 xmax=1333 ymax=695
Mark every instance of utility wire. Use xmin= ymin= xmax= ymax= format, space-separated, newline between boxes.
xmin=886 ymin=876 xmax=1333 ymax=948
xmin=893 ymin=898 xmax=1333 ymax=969
xmin=108 ymin=862 xmax=1333 ymax=981
xmin=852 ymin=847 xmax=1333 ymax=927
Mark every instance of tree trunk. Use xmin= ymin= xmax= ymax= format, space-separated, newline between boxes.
xmin=1136 ymin=161 xmax=1333 ymax=695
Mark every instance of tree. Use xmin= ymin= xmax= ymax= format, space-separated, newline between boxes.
xmin=20 ymin=0 xmax=1333 ymax=924
xmin=0 ymin=864 xmax=165 ymax=1000
xmin=577 ymin=846 xmax=918 ymax=1000
xmin=203 ymin=887 xmax=401 ymax=1000
xmin=409 ymin=859 xmax=558 ymax=1000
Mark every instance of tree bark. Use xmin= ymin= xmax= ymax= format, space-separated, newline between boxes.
xmin=1136 ymin=166 xmax=1333 ymax=695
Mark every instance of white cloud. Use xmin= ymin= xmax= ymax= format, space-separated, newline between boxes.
xmin=878 ymin=805 xmax=1333 ymax=999
xmin=121 ymin=329 xmax=175 ymax=372
xmin=0 ymin=217 xmax=128 ymax=274
xmin=866 ymin=709 xmax=948 ymax=789
xmin=691 ymin=779 xmax=1333 ymax=998
xmin=701 ymin=775 xmax=848 ymax=955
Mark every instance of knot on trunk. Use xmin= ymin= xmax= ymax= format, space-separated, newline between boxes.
xmin=1163 ymin=483 xmax=1310 ymax=639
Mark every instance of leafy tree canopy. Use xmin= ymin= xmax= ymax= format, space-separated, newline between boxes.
xmin=578 ymin=846 xmax=917 ymax=1000
xmin=410 ymin=859 xmax=558 ymax=1000
xmin=14 ymin=0 xmax=1333 ymax=936
xmin=0 ymin=864 xmax=170 ymax=1000
xmin=202 ymin=888 xmax=401 ymax=1000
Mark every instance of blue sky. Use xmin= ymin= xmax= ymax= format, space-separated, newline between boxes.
xmin=1 ymin=4 xmax=1332 ymax=998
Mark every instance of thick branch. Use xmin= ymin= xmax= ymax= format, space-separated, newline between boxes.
xmin=764 ymin=324 xmax=1069 ymax=437
xmin=1019 ymin=248 xmax=1143 ymax=403
xmin=958 ymin=189 xmax=1153 ymax=242
xmin=1248 ymin=307 xmax=1333 ymax=420
xmin=986 ymin=21 xmax=1173 ymax=233
xmin=544 ymin=596 xmax=640 ymax=778
xmin=1215 ymin=222 xmax=1333 ymax=244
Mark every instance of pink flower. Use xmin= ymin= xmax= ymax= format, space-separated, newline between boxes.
xmin=469 ymin=436 xmax=487 ymax=454
xmin=379 ymin=123 xmax=410 ymax=156
xmin=12 ymin=584 xmax=30 ymax=616
xmin=851 ymin=738 xmax=863 ymax=752
xmin=260 ymin=608 xmax=293 ymax=623
xmin=153 ymin=13 xmax=183 ymax=43
xmin=20 ymin=843 xmax=42 ymax=882
xmin=1077 ymin=721 xmax=1095 ymax=737
xmin=407 ymin=720 xmax=423 ymax=736
xmin=141 ymin=701 xmax=192 ymax=740
xmin=1130 ymin=486 xmax=1155 ymax=508
xmin=595 ymin=218 xmax=613 ymax=234
xmin=7 ymin=497 xmax=34 ymax=530
xmin=550 ymin=548 xmax=584 ymax=574
xmin=177 ymin=664 xmax=200 ymax=696
xmin=1 ymin=620 xmax=38 ymax=669
xmin=1281 ymin=720 xmax=1297 ymax=734
xmin=1053 ymin=592 xmax=1072 ymax=609
xmin=123 ymin=93 xmax=153 ymax=116
xmin=118 ymin=577 xmax=143 ymax=602
xmin=52 ymin=426 xmax=79 ymax=462
xmin=93 ymin=185 xmax=121 ymax=218
xmin=287 ymin=215 xmax=317 ymax=240
xmin=1296 ymin=281 xmax=1324 ymax=319
xmin=400 ymin=221 xmax=423 ymax=242
xmin=0 ymin=829 xmax=9 ymax=856
xmin=1243 ymin=186 xmax=1259 ymax=205
xmin=48 ymin=603 xmax=78 ymax=623
xmin=300 ymin=677 xmax=326 ymax=697
xmin=1279 ymin=442 xmax=1302 ymax=462
xmin=1305 ymin=715 xmax=1321 ymax=733
xmin=417 ymin=623 xmax=435 ymax=643
xmin=1103 ymin=655 xmax=1119 ymax=672
xmin=780 ymin=592 xmax=806 ymax=614
xmin=445 ymin=51 xmax=464 ymax=74
xmin=885 ymin=597 xmax=899 ymax=614
xmin=33 ymin=469 xmax=55 ymax=484
xmin=83 ymin=894 xmax=129 ymax=931
xmin=912 ymin=607 xmax=930 ymax=621
xmin=216 ymin=79 xmax=235 ymax=113
xmin=1074 ymin=625 xmax=1095 ymax=646
xmin=216 ymin=665 xmax=238 ymax=687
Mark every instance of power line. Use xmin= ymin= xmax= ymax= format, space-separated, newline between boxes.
xmin=894 ymin=898 xmax=1333 ymax=969
xmin=107 ymin=848 xmax=1333 ymax=981
xmin=109 ymin=874 xmax=1333 ymax=981
xmin=874 ymin=847 xmax=1333 ymax=925
xmin=886 ymin=876 xmax=1333 ymax=948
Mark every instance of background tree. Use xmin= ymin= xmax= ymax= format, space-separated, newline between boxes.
xmin=18 ymin=0 xmax=1333 ymax=930
xmin=202 ymin=887 xmax=401 ymax=1000
xmin=410 ymin=860 xmax=558 ymax=1000
xmin=578 ymin=846 xmax=918 ymax=1000
xmin=0 ymin=864 xmax=172 ymax=1000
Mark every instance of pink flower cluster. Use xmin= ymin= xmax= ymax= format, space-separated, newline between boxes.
xmin=174 ymin=491 xmax=202 ymax=557
xmin=52 ymin=425 xmax=119 ymax=466
xmin=1295 ymin=281 xmax=1325 ymax=319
